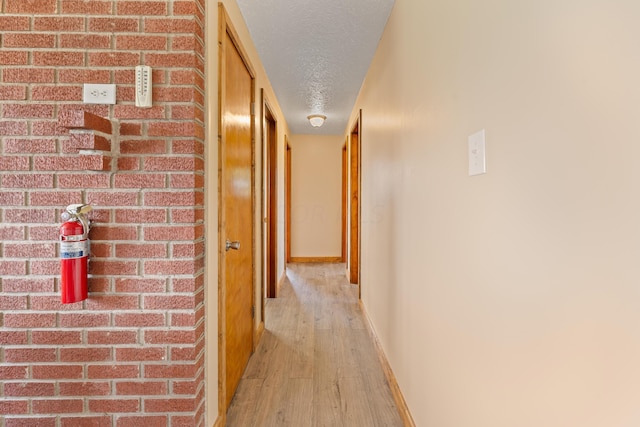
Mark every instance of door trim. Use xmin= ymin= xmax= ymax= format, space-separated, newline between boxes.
xmin=285 ymin=139 xmax=291 ymax=264
xmin=349 ymin=110 xmax=362 ymax=293
xmin=262 ymin=92 xmax=278 ymax=298
xmin=217 ymin=2 xmax=256 ymax=415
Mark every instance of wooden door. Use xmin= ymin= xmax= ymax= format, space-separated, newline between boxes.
xmin=219 ymin=6 xmax=255 ymax=411
xmin=285 ymin=141 xmax=291 ymax=263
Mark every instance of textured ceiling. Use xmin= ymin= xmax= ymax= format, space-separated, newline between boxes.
xmin=236 ymin=0 xmax=395 ymax=135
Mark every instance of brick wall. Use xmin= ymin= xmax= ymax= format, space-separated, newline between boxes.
xmin=0 ymin=0 xmax=206 ymax=425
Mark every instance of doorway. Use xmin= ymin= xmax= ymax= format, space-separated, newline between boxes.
xmin=262 ymin=93 xmax=278 ymax=298
xmin=349 ymin=111 xmax=361 ymax=290
xmin=218 ymin=5 xmax=256 ymax=412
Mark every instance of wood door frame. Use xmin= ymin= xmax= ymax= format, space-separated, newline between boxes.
xmin=261 ymin=92 xmax=278 ymax=298
xmin=217 ymin=3 xmax=256 ymax=415
xmin=349 ymin=110 xmax=362 ymax=293
xmin=285 ymin=139 xmax=291 ymax=264
xmin=341 ymin=142 xmax=347 ymax=262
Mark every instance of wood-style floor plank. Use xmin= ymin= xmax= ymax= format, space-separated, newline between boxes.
xmin=225 ymin=263 xmax=403 ymax=427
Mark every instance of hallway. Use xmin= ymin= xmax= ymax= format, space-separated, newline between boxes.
xmin=225 ymin=263 xmax=404 ymax=426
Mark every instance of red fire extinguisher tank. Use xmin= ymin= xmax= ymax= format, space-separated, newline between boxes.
xmin=60 ymin=218 xmax=89 ymax=304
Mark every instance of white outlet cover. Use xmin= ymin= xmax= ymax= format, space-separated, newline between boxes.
xmin=468 ymin=129 xmax=486 ymax=176
xmin=83 ymin=84 xmax=116 ymax=105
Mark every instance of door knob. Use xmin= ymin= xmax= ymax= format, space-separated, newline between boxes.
xmin=225 ymin=240 xmax=240 ymax=251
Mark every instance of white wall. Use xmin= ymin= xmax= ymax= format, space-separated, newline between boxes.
xmin=350 ymin=0 xmax=640 ymax=426
xmin=290 ymin=134 xmax=343 ymax=258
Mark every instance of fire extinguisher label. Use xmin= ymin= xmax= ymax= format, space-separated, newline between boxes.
xmin=60 ymin=240 xmax=90 ymax=259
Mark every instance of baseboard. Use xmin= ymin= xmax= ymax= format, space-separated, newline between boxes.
xmin=212 ymin=414 xmax=225 ymax=427
xmin=277 ymin=270 xmax=286 ymax=294
xmin=359 ymin=300 xmax=416 ymax=427
xmin=289 ymin=256 xmax=342 ymax=263
xmin=254 ymin=320 xmax=265 ymax=349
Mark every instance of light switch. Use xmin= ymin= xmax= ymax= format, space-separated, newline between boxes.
xmin=468 ymin=129 xmax=486 ymax=176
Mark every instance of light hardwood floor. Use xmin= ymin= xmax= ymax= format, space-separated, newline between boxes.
xmin=225 ymin=263 xmax=404 ymax=427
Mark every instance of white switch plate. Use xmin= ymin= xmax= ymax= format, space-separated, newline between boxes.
xmin=468 ymin=129 xmax=486 ymax=176
xmin=83 ymin=84 xmax=116 ymax=105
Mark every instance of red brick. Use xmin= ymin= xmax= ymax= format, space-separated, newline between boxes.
xmin=59 ymin=313 xmax=111 ymax=328
xmin=3 ymin=313 xmax=55 ymax=328
xmin=27 ymin=225 xmax=58 ymax=240
xmin=3 ymin=34 xmax=55 ymax=48
xmin=31 ymin=331 xmax=82 ymax=345
xmin=87 ymin=17 xmax=138 ymax=32
xmin=172 ymin=35 xmax=198 ymax=51
xmin=59 ymin=69 xmax=111 ymax=84
xmin=86 ymin=191 xmax=139 ymax=207
xmin=34 ymin=155 xmax=111 ymax=171
xmin=4 ymin=348 xmax=57 ymax=363
xmin=0 ymin=51 xmax=29 ymax=65
xmin=173 ymin=1 xmax=197 ymax=15
xmin=4 ymin=383 xmax=55 ymax=397
xmin=116 ymin=35 xmax=167 ymax=50
xmin=119 ymin=123 xmax=142 ymax=136
xmin=84 ymin=295 xmax=140 ymax=311
xmin=87 ymin=364 xmax=140 ymax=379
xmin=170 ymin=312 xmax=196 ymax=327
xmin=88 ymin=278 xmax=110 ymax=294
xmin=61 ymin=0 xmax=113 ymax=13
xmin=0 ymin=331 xmax=28 ymax=345
xmin=33 ymin=17 xmax=85 ymax=32
xmin=114 ymin=313 xmax=166 ymax=328
xmin=115 ymin=347 xmax=166 ymax=362
xmin=170 ymin=70 xmax=198 ymax=85
xmin=117 ymin=1 xmax=167 ymax=15
xmin=63 ymin=132 xmax=111 ymax=153
xmin=5 ymin=417 xmax=56 ymax=427
xmin=60 ymin=347 xmax=112 ymax=362
xmin=114 ymin=209 xmax=167 ymax=223
xmin=2 ymin=104 xmax=54 ymax=119
xmin=114 ymin=278 xmax=167 ymax=294
xmin=115 ymin=243 xmax=167 ymax=258
xmin=13 ymin=260 xmax=57 ymax=277
xmin=148 ymin=157 xmax=203 ymax=172
xmin=172 ymin=276 xmax=203 ymax=293
xmin=144 ymin=295 xmax=195 ymax=310
xmin=30 ymin=191 xmax=81 ymax=206
xmin=0 ymin=16 xmax=30 ymax=31
xmin=32 ymin=365 xmax=83 ymax=380
xmin=113 ymin=174 xmax=166 ymax=189
xmin=144 ymin=363 xmax=197 ymax=380
xmin=170 ymin=347 xmax=197 ymax=362
xmin=89 ymin=225 xmax=138 ymax=241
xmin=31 ymin=86 xmax=82 ymax=101
xmin=0 ymin=295 xmax=28 ymax=310
xmin=30 ymin=120 xmax=68 ymax=136
xmin=3 ymin=68 xmax=55 ymax=83
xmin=5 ymin=0 xmax=56 ymax=14
xmin=0 ymin=366 xmax=29 ymax=380
xmin=3 ymin=138 xmax=56 ymax=153
xmin=4 ymin=242 xmax=56 ymax=258
xmin=144 ymin=330 xmax=195 ymax=345
xmin=144 ymin=259 xmax=202 ymax=276
xmin=114 ymin=415 xmax=168 ymax=427
xmin=59 ymin=110 xmax=113 ymax=134
xmin=32 ymin=399 xmax=84 ymax=414
xmin=59 ymin=382 xmax=112 ymax=397
xmin=144 ymin=18 xmax=196 ymax=33
xmin=89 ymin=52 xmax=140 ymax=67
xmin=60 ymin=34 xmax=112 ymax=49
xmin=172 ymin=379 xmax=198 ymax=395
xmin=115 ymin=381 xmax=167 ymax=395
xmin=0 ymin=225 xmax=26 ymax=241
xmin=33 ymin=51 xmax=85 ymax=66
xmin=144 ymin=225 xmax=202 ymax=241
xmin=3 ymin=278 xmax=54 ymax=293
xmin=170 ymin=173 xmax=204 ymax=189
xmin=117 ymin=157 xmax=141 ymax=171
xmin=0 ymin=400 xmax=29 ymax=415
xmin=0 ymin=261 xmax=27 ymax=276
xmin=90 ymin=242 xmax=113 ymax=258
xmin=172 ymin=242 xmax=204 ymax=258
xmin=0 ymin=86 xmax=27 ymax=100
xmin=144 ymin=398 xmax=196 ymax=413
xmin=60 ymin=416 xmax=112 ymax=427
xmin=4 ymin=208 xmax=56 ymax=223
xmin=2 ymin=174 xmax=54 ymax=188
xmin=0 ymin=191 xmax=25 ymax=205
xmin=120 ymin=139 xmax=167 ymax=154
xmin=149 ymin=87 xmax=195 ymax=103
xmin=145 ymin=191 xmax=202 ymax=206
xmin=88 ymin=330 xmax=138 ymax=345
xmin=58 ymin=173 xmax=111 ymax=189
xmin=0 ymin=121 xmax=28 ymax=136
xmin=89 ymin=399 xmax=140 ymax=413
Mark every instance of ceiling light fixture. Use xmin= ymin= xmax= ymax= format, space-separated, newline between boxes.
xmin=307 ymin=114 xmax=326 ymax=127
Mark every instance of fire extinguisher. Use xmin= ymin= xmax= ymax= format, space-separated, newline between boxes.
xmin=60 ymin=204 xmax=92 ymax=304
